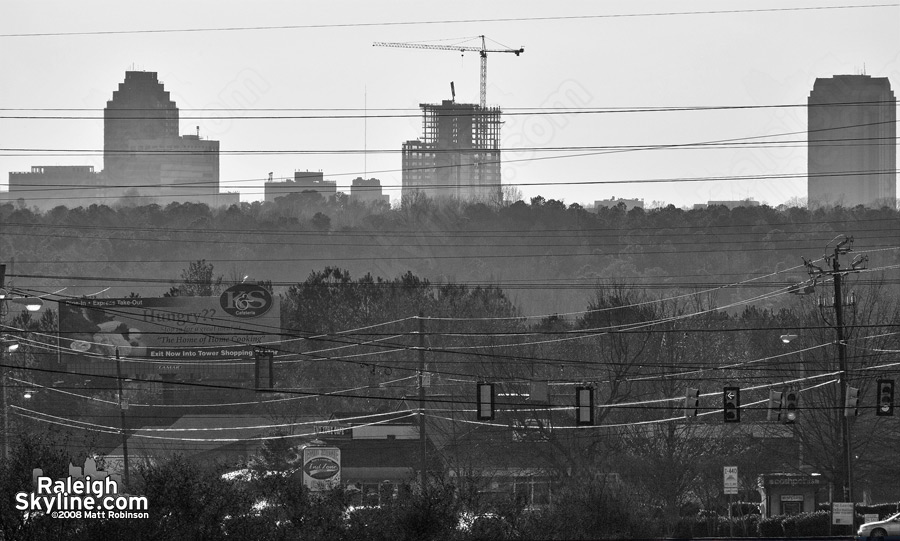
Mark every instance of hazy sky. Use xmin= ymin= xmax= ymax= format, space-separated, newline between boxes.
xmin=1 ymin=1 xmax=898 ymax=207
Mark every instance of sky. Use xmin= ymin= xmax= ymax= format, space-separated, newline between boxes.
xmin=1 ymin=0 xmax=898 ymax=208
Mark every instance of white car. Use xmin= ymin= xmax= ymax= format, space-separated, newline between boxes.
xmin=858 ymin=512 xmax=900 ymax=540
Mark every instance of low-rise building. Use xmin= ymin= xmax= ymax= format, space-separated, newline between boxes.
xmin=595 ymin=197 xmax=644 ymax=211
xmin=264 ymin=170 xmax=337 ymax=202
xmin=350 ymin=177 xmax=390 ymax=206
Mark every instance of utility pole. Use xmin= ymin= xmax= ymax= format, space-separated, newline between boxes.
xmin=803 ymin=236 xmax=867 ymax=516
xmin=1 ymin=344 xmax=7 ymax=462
xmin=1 ymin=264 xmax=9 ymax=461
xmin=418 ymin=312 xmax=427 ymax=489
xmin=115 ymin=348 xmax=130 ymax=489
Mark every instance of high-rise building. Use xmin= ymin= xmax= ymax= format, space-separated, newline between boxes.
xmin=808 ymin=75 xmax=896 ymax=208
xmin=401 ymin=101 xmax=501 ymax=203
xmin=104 ymin=71 xmax=221 ymax=198
xmin=5 ymin=70 xmax=238 ymax=210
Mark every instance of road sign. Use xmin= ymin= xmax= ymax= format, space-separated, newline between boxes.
xmin=833 ymin=502 xmax=854 ymax=525
xmin=724 ymin=466 xmax=738 ymax=494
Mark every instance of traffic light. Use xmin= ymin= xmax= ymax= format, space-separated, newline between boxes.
xmin=876 ymin=379 xmax=894 ymax=417
xmin=576 ymin=386 xmax=594 ymax=426
xmin=783 ymin=388 xmax=799 ymax=424
xmin=255 ymin=350 xmax=274 ymax=390
xmin=767 ymin=390 xmax=783 ymax=422
xmin=723 ymin=387 xmax=740 ymax=423
xmin=844 ymin=386 xmax=859 ymax=418
xmin=684 ymin=388 xmax=699 ymax=418
xmin=477 ymin=382 xmax=495 ymax=420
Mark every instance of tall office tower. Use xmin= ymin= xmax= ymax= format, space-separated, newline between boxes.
xmin=401 ymin=100 xmax=502 ymax=203
xmin=6 ymin=70 xmax=235 ymax=211
xmin=104 ymin=71 xmax=219 ymax=197
xmin=808 ymin=75 xmax=896 ymax=208
xmin=104 ymin=71 xmax=179 ymax=186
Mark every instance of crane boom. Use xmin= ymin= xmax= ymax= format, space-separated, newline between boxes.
xmin=372 ymin=41 xmax=523 ymax=55
xmin=373 ymin=35 xmax=523 ymax=108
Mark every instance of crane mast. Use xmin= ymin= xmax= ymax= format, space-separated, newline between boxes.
xmin=373 ymin=35 xmax=523 ymax=108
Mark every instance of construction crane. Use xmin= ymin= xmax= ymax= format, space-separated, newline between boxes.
xmin=373 ymin=36 xmax=523 ymax=109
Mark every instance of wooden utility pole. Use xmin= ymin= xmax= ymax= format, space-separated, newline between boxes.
xmin=116 ymin=348 xmax=130 ymax=489
xmin=804 ymin=235 xmax=867 ymax=532
xmin=418 ymin=312 xmax=427 ymax=489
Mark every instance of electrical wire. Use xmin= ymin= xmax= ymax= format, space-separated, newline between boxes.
xmin=1 ymin=4 xmax=896 ymax=38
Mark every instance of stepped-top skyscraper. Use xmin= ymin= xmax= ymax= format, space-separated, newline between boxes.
xmin=104 ymin=71 xmax=220 ymax=196
xmin=807 ymin=74 xmax=896 ymax=208
xmin=7 ymin=70 xmax=237 ymax=210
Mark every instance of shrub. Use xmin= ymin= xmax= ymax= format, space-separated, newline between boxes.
xmin=758 ymin=515 xmax=784 ymax=537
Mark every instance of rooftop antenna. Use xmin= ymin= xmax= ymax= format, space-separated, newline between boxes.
xmin=450 ymin=81 xmax=456 ymax=103
xmin=196 ymin=125 xmax=200 ymax=138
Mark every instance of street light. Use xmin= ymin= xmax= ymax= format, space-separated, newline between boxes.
xmin=15 ymin=298 xmax=44 ymax=312
xmin=780 ymin=334 xmax=798 ymax=344
xmin=0 ymin=290 xmax=45 ymax=313
xmin=0 ymin=279 xmax=45 ymax=462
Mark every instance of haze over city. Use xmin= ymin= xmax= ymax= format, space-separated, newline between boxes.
xmin=2 ymin=0 xmax=898 ymax=207
xmin=2 ymin=3 xmax=900 ymax=540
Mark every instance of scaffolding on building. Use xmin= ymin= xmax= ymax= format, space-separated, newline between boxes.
xmin=402 ymin=100 xmax=502 ymax=203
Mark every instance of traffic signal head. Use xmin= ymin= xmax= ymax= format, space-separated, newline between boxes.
xmin=576 ymin=386 xmax=594 ymax=426
xmin=767 ymin=390 xmax=783 ymax=422
xmin=723 ymin=386 xmax=740 ymax=423
xmin=844 ymin=386 xmax=859 ymax=418
xmin=783 ymin=388 xmax=799 ymax=424
xmin=254 ymin=351 xmax=274 ymax=391
xmin=684 ymin=388 xmax=700 ymax=418
xmin=477 ymin=382 xmax=495 ymax=420
xmin=876 ymin=379 xmax=894 ymax=417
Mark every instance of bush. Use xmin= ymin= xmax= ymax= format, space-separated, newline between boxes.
xmin=672 ymin=514 xmax=759 ymax=539
xmin=759 ymin=511 xmax=830 ymax=537
xmin=758 ymin=515 xmax=785 ymax=537
xmin=857 ymin=502 xmax=900 ymax=518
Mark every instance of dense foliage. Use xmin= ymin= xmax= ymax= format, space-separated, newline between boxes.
xmin=2 ymin=197 xmax=899 ymax=538
xmin=2 ymin=197 xmax=898 ymax=315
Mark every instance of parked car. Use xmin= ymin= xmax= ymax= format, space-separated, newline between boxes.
xmin=858 ymin=512 xmax=900 ymax=540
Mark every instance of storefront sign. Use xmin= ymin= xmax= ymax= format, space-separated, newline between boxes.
xmin=302 ymin=446 xmax=341 ymax=491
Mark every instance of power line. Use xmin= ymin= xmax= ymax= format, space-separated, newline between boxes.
xmin=5 ymin=102 xmax=899 ymax=120
xmin=1 ymin=4 xmax=894 ymax=38
xmin=2 ymin=99 xmax=896 ymax=113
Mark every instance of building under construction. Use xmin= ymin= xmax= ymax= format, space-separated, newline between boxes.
xmin=401 ymin=100 xmax=502 ymax=203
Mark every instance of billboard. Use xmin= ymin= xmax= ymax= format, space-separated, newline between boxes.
xmin=58 ymin=284 xmax=280 ymax=377
xmin=302 ymin=446 xmax=341 ymax=491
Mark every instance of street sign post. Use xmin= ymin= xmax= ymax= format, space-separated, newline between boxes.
xmin=724 ymin=466 xmax=738 ymax=495
xmin=833 ymin=502 xmax=854 ymax=525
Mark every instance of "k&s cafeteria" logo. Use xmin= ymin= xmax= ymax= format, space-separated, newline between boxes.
xmin=219 ymin=284 xmax=273 ymax=318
